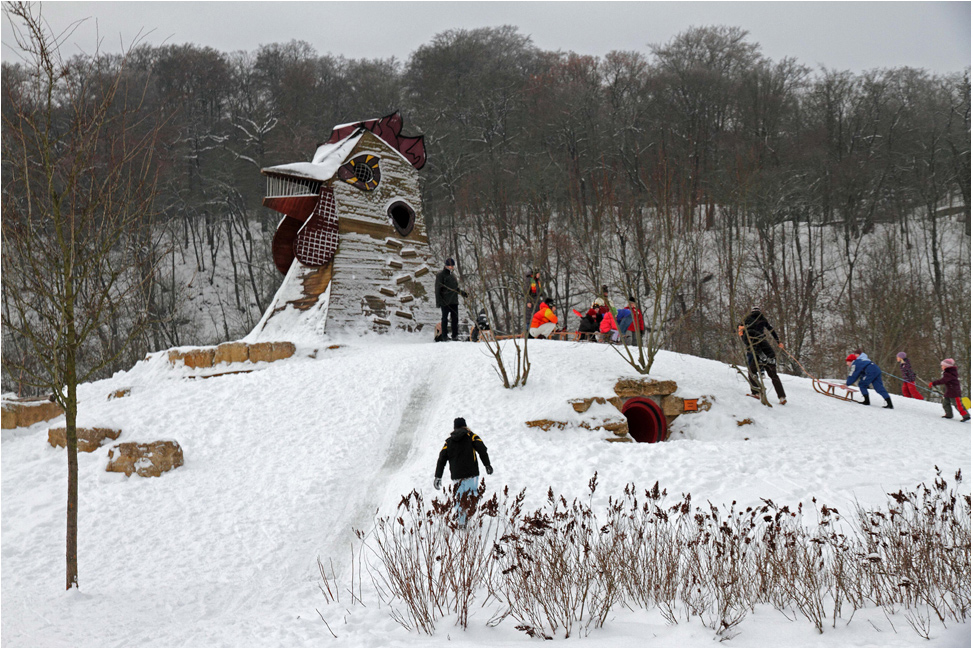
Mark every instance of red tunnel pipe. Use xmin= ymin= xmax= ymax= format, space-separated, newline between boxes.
xmin=621 ymin=397 xmax=667 ymax=444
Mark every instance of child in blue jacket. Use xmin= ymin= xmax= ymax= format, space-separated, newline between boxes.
xmin=845 ymin=353 xmax=893 ymax=409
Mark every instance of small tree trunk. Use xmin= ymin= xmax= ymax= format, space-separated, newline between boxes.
xmin=65 ymin=285 xmax=79 ymax=590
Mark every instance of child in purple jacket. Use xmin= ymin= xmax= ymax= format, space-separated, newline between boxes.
xmin=896 ymin=352 xmax=924 ymax=400
xmin=929 ymin=358 xmax=970 ymax=422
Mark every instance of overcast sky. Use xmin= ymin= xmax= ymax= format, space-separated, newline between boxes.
xmin=2 ymin=1 xmax=970 ymax=74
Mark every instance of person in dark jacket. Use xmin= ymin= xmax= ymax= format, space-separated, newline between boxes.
xmin=435 ymin=258 xmax=466 ymax=341
xmin=845 ymin=353 xmax=893 ymax=408
xmin=577 ymin=302 xmax=602 ymax=341
xmin=929 ymin=358 xmax=970 ymax=421
xmin=896 ymin=352 xmax=924 ymax=400
xmin=738 ymin=306 xmax=787 ymax=404
xmin=434 ymin=417 xmax=493 ymax=526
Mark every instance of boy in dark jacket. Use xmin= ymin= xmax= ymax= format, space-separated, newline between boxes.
xmin=929 ymin=359 xmax=970 ymax=421
xmin=896 ymin=352 xmax=924 ymax=400
xmin=434 ymin=417 xmax=493 ymax=525
xmin=846 ymin=353 xmax=893 ymax=408
xmin=435 ymin=258 xmax=466 ymax=341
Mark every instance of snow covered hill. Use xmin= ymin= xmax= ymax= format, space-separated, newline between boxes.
xmin=2 ymin=335 xmax=970 ymax=647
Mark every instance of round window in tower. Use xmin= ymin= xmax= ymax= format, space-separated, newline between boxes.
xmin=354 ymin=162 xmax=373 ymax=184
xmin=337 ymin=154 xmax=381 ymax=191
xmin=387 ymin=200 xmax=416 ymax=237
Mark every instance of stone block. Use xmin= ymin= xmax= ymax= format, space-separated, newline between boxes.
xmin=106 ymin=441 xmax=184 ymax=477
xmin=661 ymin=395 xmax=687 ymax=416
xmin=108 ymin=388 xmax=131 ymax=400
xmin=569 ymin=397 xmax=608 ymax=413
xmin=169 ymin=348 xmax=216 ymax=369
xmin=602 ymin=419 xmax=630 ymax=435
xmin=214 ymin=342 xmax=249 ymax=365
xmin=614 ymin=378 xmax=678 ymax=398
xmin=605 ymin=436 xmax=634 ymax=443
xmin=569 ymin=398 xmax=593 ymax=413
xmin=1 ymin=400 xmax=64 ymax=429
xmin=525 ymin=419 xmax=566 ymax=431
xmin=608 ymin=396 xmax=625 ymax=411
xmin=247 ymin=341 xmax=295 ymax=364
xmin=48 ymin=427 xmax=121 ymax=453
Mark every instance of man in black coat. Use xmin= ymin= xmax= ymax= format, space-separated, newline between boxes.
xmin=738 ymin=306 xmax=787 ymax=404
xmin=434 ymin=258 xmax=466 ymax=341
xmin=434 ymin=417 xmax=493 ymax=526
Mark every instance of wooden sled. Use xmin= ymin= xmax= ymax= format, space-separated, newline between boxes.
xmin=813 ymin=379 xmax=859 ymax=402
xmin=494 ymin=331 xmax=581 ymax=342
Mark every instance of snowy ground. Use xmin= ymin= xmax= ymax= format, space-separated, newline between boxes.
xmin=2 ymin=335 xmax=970 ymax=647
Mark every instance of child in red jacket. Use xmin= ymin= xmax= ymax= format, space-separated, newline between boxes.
xmin=929 ymin=358 xmax=970 ymax=421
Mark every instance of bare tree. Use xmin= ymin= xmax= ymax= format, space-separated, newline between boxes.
xmin=1 ymin=1 xmax=162 ymax=590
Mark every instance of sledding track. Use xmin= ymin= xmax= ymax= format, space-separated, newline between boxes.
xmin=320 ymin=372 xmax=438 ymax=561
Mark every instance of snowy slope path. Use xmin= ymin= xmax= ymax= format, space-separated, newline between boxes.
xmin=318 ymin=371 xmax=440 ymax=564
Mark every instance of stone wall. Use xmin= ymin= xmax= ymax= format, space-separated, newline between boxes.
xmin=168 ymin=341 xmax=295 ymax=370
xmin=1 ymin=399 xmax=64 ymax=429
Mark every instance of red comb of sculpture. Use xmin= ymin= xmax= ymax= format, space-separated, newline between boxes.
xmin=326 ymin=112 xmax=426 ymax=170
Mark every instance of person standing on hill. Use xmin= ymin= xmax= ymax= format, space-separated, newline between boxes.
xmin=626 ymin=297 xmax=645 ymax=344
xmin=896 ymin=352 xmax=924 ymax=400
xmin=738 ymin=306 xmax=787 ymax=405
xmin=525 ymin=271 xmax=542 ymax=328
xmin=435 ymin=258 xmax=466 ymax=342
xmin=929 ymin=358 xmax=970 ymax=421
xmin=845 ymin=353 xmax=893 ymax=409
xmin=434 ymin=417 xmax=493 ymax=526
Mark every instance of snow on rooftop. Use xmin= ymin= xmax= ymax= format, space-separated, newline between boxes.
xmin=261 ymin=132 xmax=362 ymax=182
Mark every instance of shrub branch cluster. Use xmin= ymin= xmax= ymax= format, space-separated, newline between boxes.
xmin=334 ymin=469 xmax=970 ymax=641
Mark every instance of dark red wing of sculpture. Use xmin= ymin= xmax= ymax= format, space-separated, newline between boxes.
xmin=293 ymin=186 xmax=340 ymax=268
xmin=326 ymin=112 xmax=426 ymax=170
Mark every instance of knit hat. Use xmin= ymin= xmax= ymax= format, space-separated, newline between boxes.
xmin=445 ymin=258 xmax=455 ymax=267
xmin=846 ymin=353 xmax=858 ymax=363
xmin=453 ymin=417 xmax=467 ymax=429
xmin=896 ymin=352 xmax=907 ymax=360
xmin=941 ymin=358 xmax=956 ymax=368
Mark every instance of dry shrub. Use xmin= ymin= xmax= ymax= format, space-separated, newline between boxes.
xmin=326 ymin=469 xmax=970 ymax=641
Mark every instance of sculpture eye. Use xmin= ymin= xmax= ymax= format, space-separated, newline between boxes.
xmin=338 ymin=154 xmax=381 ymax=191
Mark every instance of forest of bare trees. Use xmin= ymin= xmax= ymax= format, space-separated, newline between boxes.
xmin=3 ymin=19 xmax=970 ymax=394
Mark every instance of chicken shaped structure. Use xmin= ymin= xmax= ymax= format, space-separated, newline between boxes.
xmin=248 ymin=113 xmax=437 ymax=341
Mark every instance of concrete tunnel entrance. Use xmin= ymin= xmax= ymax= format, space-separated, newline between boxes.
xmin=621 ymin=397 xmax=667 ymax=443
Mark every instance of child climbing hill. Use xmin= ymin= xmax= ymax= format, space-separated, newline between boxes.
xmin=929 ymin=359 xmax=970 ymax=422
